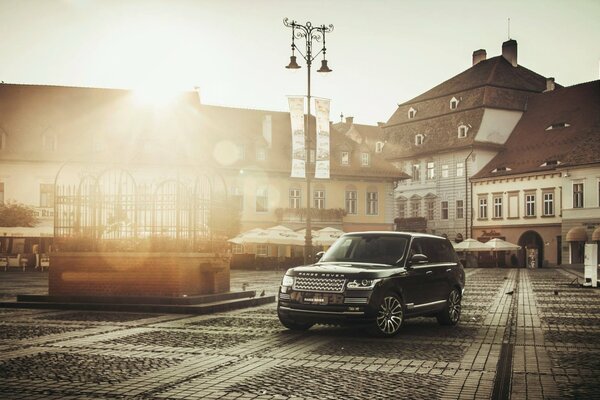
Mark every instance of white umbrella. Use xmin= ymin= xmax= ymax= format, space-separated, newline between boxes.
xmin=313 ymin=227 xmax=344 ymax=246
xmin=229 ymin=226 xmax=304 ymax=246
xmin=453 ymin=238 xmax=489 ymax=252
xmin=483 ymin=238 xmax=521 ymax=251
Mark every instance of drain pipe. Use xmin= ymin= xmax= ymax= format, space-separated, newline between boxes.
xmin=465 ymin=146 xmax=474 ymax=239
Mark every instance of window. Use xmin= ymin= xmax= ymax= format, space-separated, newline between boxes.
xmin=341 ymin=151 xmax=349 ymax=165
xmin=42 ymin=133 xmax=57 ymax=151
xmin=450 ymin=97 xmax=459 ymax=110
xmin=40 ymin=184 xmax=54 ymax=208
xmin=367 ymin=192 xmax=378 ymax=215
xmin=256 ymin=244 xmax=268 ymax=257
xmin=314 ymin=190 xmax=325 ymax=209
xmin=398 ymin=200 xmax=407 ymax=219
xmin=455 ymin=200 xmax=463 ymax=219
xmin=543 ymin=191 xmax=554 ymax=216
xmin=479 ymin=197 xmax=488 ymax=219
xmin=236 ymin=144 xmax=245 ymax=161
xmin=458 ymin=125 xmax=468 ymax=138
xmin=493 ymin=195 xmax=503 ymax=218
xmin=361 ymin=152 xmax=370 ymax=166
xmin=0 ymin=182 xmax=4 ymax=204
xmin=441 ymin=201 xmax=449 ymax=219
xmin=426 ymin=200 xmax=435 ymax=220
xmin=573 ymin=183 xmax=584 ymax=208
xmin=230 ymin=186 xmax=244 ymax=211
xmin=346 ymin=191 xmax=357 ymax=215
xmin=411 ymin=199 xmax=421 ymax=217
xmin=375 ymin=141 xmax=384 ymax=153
xmin=232 ymin=244 xmax=244 ymax=254
xmin=412 ymin=164 xmax=421 ymax=181
xmin=256 ymin=148 xmax=266 ymax=161
xmin=427 ymin=162 xmax=435 ymax=180
xmin=289 ymin=188 xmax=301 ymax=209
xmin=492 ymin=166 xmax=512 ymax=173
xmin=456 ymin=162 xmax=464 ymax=177
xmin=441 ymin=164 xmax=449 ymax=178
xmin=525 ymin=193 xmax=536 ymax=217
xmin=408 ymin=107 xmax=416 ymax=119
xmin=415 ymin=134 xmax=424 ymax=146
xmin=256 ymin=187 xmax=268 ymax=212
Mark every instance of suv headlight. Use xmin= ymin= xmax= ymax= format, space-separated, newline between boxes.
xmin=281 ymin=275 xmax=294 ymax=287
xmin=346 ymin=279 xmax=380 ymax=290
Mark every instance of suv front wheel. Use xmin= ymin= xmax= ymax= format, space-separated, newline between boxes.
xmin=369 ymin=292 xmax=404 ymax=337
xmin=436 ymin=288 xmax=462 ymax=326
xmin=278 ymin=312 xmax=313 ymax=331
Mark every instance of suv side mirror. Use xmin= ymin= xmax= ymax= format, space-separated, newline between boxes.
xmin=315 ymin=251 xmax=325 ymax=261
xmin=410 ymin=253 xmax=428 ymax=265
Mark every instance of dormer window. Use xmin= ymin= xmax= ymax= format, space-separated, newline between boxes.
xmin=375 ymin=141 xmax=384 ymax=153
xmin=408 ymin=107 xmax=417 ymax=119
xmin=492 ymin=166 xmax=512 ymax=173
xmin=256 ymin=148 xmax=266 ymax=161
xmin=545 ymin=122 xmax=571 ymax=130
xmin=341 ymin=151 xmax=349 ymax=165
xmin=450 ymin=97 xmax=459 ymax=110
xmin=458 ymin=124 xmax=469 ymax=138
xmin=540 ymin=160 xmax=561 ymax=167
xmin=415 ymin=134 xmax=424 ymax=146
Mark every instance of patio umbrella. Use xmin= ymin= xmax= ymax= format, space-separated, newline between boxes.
xmin=313 ymin=227 xmax=344 ymax=246
xmin=452 ymin=238 xmax=489 ymax=252
xmin=229 ymin=226 xmax=304 ymax=246
xmin=484 ymin=238 xmax=521 ymax=251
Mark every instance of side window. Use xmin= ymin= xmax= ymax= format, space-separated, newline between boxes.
xmin=421 ymin=238 xmax=442 ymax=262
xmin=438 ymin=239 xmax=458 ymax=262
xmin=409 ymin=238 xmax=424 ymax=258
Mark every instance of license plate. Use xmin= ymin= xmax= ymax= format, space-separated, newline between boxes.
xmin=291 ymin=292 xmax=343 ymax=305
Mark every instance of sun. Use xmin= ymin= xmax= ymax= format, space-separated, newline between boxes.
xmin=131 ymin=84 xmax=184 ymax=107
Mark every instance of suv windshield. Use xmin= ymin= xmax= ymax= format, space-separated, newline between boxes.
xmin=320 ymin=234 xmax=408 ymax=265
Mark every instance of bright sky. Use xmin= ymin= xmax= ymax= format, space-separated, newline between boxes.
xmin=1 ymin=0 xmax=599 ymax=125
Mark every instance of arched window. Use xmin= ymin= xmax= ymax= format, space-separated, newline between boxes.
xmin=415 ymin=134 xmax=424 ymax=146
xmin=458 ymin=124 xmax=469 ymax=138
xmin=450 ymin=97 xmax=460 ymax=110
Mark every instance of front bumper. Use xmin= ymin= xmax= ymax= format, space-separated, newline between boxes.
xmin=277 ymin=288 xmax=378 ymax=325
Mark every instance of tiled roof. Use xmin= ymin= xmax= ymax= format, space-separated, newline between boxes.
xmin=472 ymin=80 xmax=600 ymax=179
xmin=405 ymin=56 xmax=549 ymax=104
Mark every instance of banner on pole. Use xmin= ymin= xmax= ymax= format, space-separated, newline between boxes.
xmin=288 ymin=96 xmax=306 ymax=178
xmin=314 ymin=98 xmax=331 ymax=179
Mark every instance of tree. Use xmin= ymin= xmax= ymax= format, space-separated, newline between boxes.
xmin=0 ymin=202 xmax=39 ymax=227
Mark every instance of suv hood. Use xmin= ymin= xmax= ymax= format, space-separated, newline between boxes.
xmin=287 ymin=262 xmax=405 ymax=279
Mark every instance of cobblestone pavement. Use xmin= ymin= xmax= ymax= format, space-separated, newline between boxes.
xmin=0 ymin=268 xmax=598 ymax=399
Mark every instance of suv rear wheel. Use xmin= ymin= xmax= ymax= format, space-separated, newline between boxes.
xmin=436 ymin=288 xmax=462 ymax=326
xmin=368 ymin=292 xmax=404 ymax=337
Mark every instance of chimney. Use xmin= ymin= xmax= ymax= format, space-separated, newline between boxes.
xmin=193 ymin=86 xmax=201 ymax=103
xmin=345 ymin=116 xmax=354 ymax=125
xmin=502 ymin=39 xmax=518 ymax=67
xmin=544 ymin=77 xmax=556 ymax=92
xmin=472 ymin=49 xmax=487 ymax=66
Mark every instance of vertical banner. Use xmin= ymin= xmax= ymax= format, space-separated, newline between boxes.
xmin=314 ymin=98 xmax=331 ymax=179
xmin=288 ymin=96 xmax=306 ymax=178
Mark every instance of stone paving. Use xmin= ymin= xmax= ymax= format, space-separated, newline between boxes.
xmin=0 ymin=267 xmax=598 ymax=399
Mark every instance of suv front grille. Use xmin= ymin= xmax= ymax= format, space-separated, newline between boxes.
xmin=293 ymin=277 xmax=346 ymax=293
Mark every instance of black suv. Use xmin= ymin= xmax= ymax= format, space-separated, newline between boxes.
xmin=278 ymin=231 xmax=465 ymax=337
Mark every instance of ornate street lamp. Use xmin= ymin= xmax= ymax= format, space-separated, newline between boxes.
xmin=283 ymin=18 xmax=334 ymax=264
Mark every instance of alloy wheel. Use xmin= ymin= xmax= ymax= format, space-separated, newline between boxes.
xmin=376 ymin=295 xmax=403 ymax=335
xmin=448 ymin=290 xmax=461 ymax=323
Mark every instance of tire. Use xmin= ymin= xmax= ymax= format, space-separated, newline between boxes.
xmin=437 ymin=288 xmax=462 ymax=326
xmin=278 ymin=312 xmax=313 ymax=331
xmin=368 ymin=292 xmax=404 ymax=337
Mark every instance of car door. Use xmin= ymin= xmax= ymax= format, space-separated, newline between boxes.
xmin=423 ymin=238 xmax=456 ymax=304
xmin=402 ymin=238 xmax=430 ymax=311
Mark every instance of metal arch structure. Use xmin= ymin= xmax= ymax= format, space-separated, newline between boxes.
xmin=53 ymin=162 xmax=230 ymax=253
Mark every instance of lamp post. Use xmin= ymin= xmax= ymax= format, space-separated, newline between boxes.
xmin=284 ymin=18 xmax=333 ymax=265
